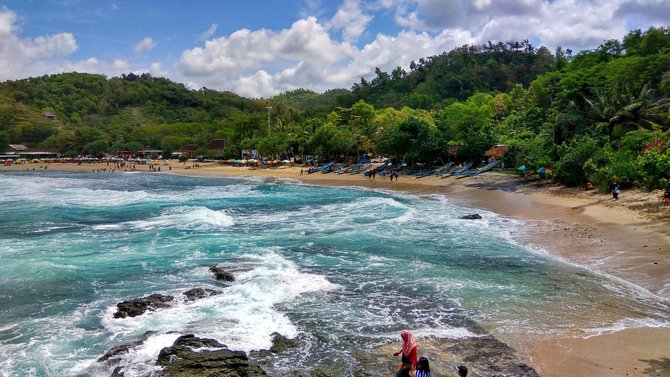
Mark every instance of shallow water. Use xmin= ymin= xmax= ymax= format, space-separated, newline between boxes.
xmin=0 ymin=171 xmax=667 ymax=376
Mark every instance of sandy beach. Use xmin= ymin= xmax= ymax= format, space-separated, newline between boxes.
xmin=3 ymin=160 xmax=669 ymax=377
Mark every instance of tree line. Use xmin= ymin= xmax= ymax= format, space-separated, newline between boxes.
xmin=1 ymin=27 xmax=669 ymax=190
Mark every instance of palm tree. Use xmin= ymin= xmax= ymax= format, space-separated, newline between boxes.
xmin=584 ymin=83 xmax=669 ymax=145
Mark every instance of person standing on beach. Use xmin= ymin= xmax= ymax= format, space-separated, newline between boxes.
xmin=612 ymin=182 xmax=621 ymax=200
xmin=457 ymin=365 xmax=468 ymax=376
xmin=663 ymin=187 xmax=670 ymax=206
xmin=393 ymin=329 xmax=418 ymax=371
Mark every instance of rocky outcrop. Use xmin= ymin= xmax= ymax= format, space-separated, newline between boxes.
xmin=210 ymin=266 xmax=235 ymax=282
xmin=459 ymin=213 xmax=483 ymax=220
xmin=98 ymin=331 xmax=157 ymax=363
xmin=269 ymin=332 xmax=299 ymax=353
xmin=113 ymin=288 xmax=222 ymax=319
xmin=182 ymin=288 xmax=221 ymax=301
xmin=356 ymin=335 xmax=539 ymax=377
xmin=156 ymin=334 xmax=268 ymax=376
xmin=113 ymin=294 xmax=174 ymax=319
xmin=446 ymin=336 xmax=540 ymax=377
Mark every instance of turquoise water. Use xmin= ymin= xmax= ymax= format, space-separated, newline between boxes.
xmin=0 ymin=171 xmax=668 ymax=376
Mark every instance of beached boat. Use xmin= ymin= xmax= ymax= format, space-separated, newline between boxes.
xmin=445 ymin=161 xmax=474 ymax=178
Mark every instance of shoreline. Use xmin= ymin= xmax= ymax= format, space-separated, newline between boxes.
xmin=3 ymin=161 xmax=669 ymax=376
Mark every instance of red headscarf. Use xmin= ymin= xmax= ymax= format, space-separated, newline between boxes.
xmin=400 ymin=329 xmax=417 ymax=356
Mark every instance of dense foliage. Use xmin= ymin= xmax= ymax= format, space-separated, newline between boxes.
xmin=1 ymin=27 xmax=669 ymax=190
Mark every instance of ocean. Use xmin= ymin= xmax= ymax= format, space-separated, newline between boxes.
xmin=0 ymin=171 xmax=668 ymax=376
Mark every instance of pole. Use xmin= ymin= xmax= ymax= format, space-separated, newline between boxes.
xmin=266 ymin=106 xmax=272 ymax=136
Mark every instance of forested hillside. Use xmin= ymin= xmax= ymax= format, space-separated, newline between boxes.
xmin=1 ymin=27 xmax=669 ymax=190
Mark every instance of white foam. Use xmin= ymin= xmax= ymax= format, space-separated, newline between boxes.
xmin=102 ymin=250 xmax=339 ymax=354
xmin=93 ymin=206 xmax=234 ymax=231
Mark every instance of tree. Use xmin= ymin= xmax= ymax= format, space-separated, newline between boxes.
xmin=84 ymin=139 xmax=110 ymax=156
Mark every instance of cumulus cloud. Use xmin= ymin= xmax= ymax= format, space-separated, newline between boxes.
xmin=0 ymin=9 xmax=78 ymax=81
xmin=177 ymin=13 xmax=474 ymax=97
xmin=134 ymin=37 xmax=156 ymax=53
xmin=328 ymin=0 xmax=373 ymax=41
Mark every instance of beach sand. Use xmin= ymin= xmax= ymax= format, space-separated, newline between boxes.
xmin=3 ymin=161 xmax=669 ymax=377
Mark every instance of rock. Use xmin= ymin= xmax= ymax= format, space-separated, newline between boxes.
xmin=182 ymin=288 xmax=221 ymax=301
xmin=269 ymin=332 xmax=299 ymax=353
xmin=459 ymin=213 xmax=482 ymax=220
xmin=111 ymin=366 xmax=125 ymax=377
xmin=446 ymin=336 xmax=540 ymax=377
xmin=113 ymin=294 xmax=174 ymax=319
xmin=210 ymin=266 xmax=235 ymax=282
xmin=98 ymin=339 xmax=145 ymax=363
xmin=98 ymin=331 xmax=157 ymax=366
xmin=156 ymin=334 xmax=268 ymax=376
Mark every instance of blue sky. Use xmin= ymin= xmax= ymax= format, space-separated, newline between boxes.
xmin=1 ymin=0 xmax=669 ymax=97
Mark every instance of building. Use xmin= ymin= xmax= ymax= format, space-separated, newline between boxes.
xmin=43 ymin=112 xmax=57 ymax=121
xmin=3 ymin=144 xmax=58 ymax=159
xmin=203 ymin=139 xmax=229 ymax=158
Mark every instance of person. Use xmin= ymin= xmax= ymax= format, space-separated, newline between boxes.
xmin=663 ymin=187 xmax=670 ymax=206
xmin=393 ymin=329 xmax=418 ymax=369
xmin=414 ymin=357 xmax=431 ymax=377
xmin=585 ymin=182 xmax=594 ymax=190
xmin=457 ymin=365 xmax=468 ymax=377
xmin=612 ymin=182 xmax=621 ymax=200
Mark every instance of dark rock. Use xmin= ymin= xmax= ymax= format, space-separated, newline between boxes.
xmin=182 ymin=288 xmax=221 ymax=301
xmin=269 ymin=332 xmax=299 ymax=353
xmin=459 ymin=213 xmax=482 ymax=220
xmin=156 ymin=334 xmax=268 ymax=376
xmin=98 ymin=331 xmax=157 ymax=364
xmin=113 ymin=294 xmax=174 ymax=319
xmin=111 ymin=366 xmax=125 ymax=377
xmin=210 ymin=266 xmax=235 ymax=282
xmin=98 ymin=339 xmax=145 ymax=363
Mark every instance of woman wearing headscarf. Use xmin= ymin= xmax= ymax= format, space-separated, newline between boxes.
xmin=393 ymin=329 xmax=418 ymax=369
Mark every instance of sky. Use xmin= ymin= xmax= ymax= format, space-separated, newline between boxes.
xmin=1 ymin=0 xmax=669 ymax=98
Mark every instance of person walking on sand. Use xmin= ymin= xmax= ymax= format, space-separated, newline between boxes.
xmin=663 ymin=186 xmax=670 ymax=206
xmin=393 ymin=329 xmax=418 ymax=370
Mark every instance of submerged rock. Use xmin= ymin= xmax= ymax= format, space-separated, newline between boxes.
xmin=459 ymin=213 xmax=483 ymax=220
xmin=156 ymin=334 xmax=268 ymax=376
xmin=210 ymin=266 xmax=235 ymax=282
xmin=182 ymin=288 xmax=221 ymax=301
xmin=113 ymin=294 xmax=174 ymax=319
xmin=446 ymin=336 xmax=540 ymax=377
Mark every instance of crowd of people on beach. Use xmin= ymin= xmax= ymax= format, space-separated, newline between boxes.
xmin=393 ymin=330 xmax=468 ymax=377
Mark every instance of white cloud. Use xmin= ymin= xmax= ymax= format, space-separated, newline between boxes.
xmin=200 ymin=23 xmax=218 ymax=41
xmin=134 ymin=37 xmax=156 ymax=54
xmin=177 ymin=13 xmax=473 ymax=97
xmin=328 ymin=0 xmax=373 ymax=41
xmin=0 ymin=9 xmax=78 ymax=81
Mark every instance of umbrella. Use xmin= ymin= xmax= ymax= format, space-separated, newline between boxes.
xmin=281 ymin=160 xmax=291 ymax=163
xmin=537 ymin=167 xmax=546 ymax=174
xmin=517 ymin=165 xmax=528 ymax=171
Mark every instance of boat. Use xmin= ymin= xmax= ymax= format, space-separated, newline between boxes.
xmin=466 ymin=160 xmax=500 ymax=176
xmin=446 ymin=161 xmax=474 ymax=178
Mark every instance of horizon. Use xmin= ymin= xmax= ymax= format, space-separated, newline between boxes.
xmin=1 ymin=0 xmax=669 ymax=98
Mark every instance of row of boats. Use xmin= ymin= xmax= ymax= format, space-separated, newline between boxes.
xmin=307 ymin=160 xmax=501 ymax=178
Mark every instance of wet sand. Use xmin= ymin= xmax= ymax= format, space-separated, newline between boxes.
xmin=3 ymin=161 xmax=669 ymax=376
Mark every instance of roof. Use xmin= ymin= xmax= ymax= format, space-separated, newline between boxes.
xmin=179 ymin=144 xmax=198 ymax=152
xmin=204 ymin=139 xmax=228 ymax=150
xmin=641 ymin=139 xmax=667 ymax=154
xmin=484 ymin=144 xmax=509 ymax=158
xmin=8 ymin=144 xmax=28 ymax=151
